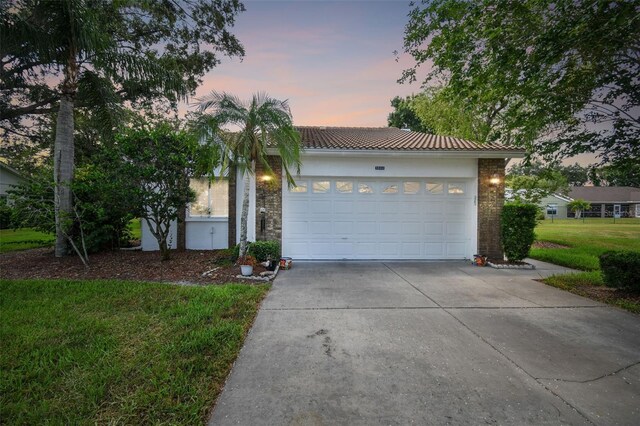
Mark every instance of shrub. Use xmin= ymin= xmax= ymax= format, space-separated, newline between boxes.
xmin=247 ymin=240 xmax=281 ymax=262
xmin=599 ymin=251 xmax=640 ymax=290
xmin=0 ymin=199 xmax=13 ymax=229
xmin=501 ymin=203 xmax=538 ymax=261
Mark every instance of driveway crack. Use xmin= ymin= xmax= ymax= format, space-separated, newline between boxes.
xmin=536 ymin=361 xmax=640 ymax=384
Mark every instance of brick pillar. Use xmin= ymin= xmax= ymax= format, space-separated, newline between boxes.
xmin=227 ymin=165 xmax=237 ymax=248
xmin=255 ymin=156 xmax=283 ymax=243
xmin=477 ymin=159 xmax=505 ymax=259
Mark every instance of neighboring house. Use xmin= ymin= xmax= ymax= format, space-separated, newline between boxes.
xmin=567 ymin=186 xmax=640 ymax=218
xmin=539 ymin=193 xmax=573 ymax=219
xmin=142 ymin=126 xmax=525 ymax=259
xmin=0 ymin=162 xmax=27 ymax=201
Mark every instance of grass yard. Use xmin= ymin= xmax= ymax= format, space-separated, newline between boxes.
xmin=0 ymin=279 xmax=269 ymax=424
xmin=0 ymin=220 xmax=141 ymax=253
xmin=0 ymin=228 xmax=54 ymax=253
xmin=530 ymin=218 xmax=640 ymax=313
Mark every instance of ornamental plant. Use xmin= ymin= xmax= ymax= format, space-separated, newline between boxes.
xmin=599 ymin=251 xmax=640 ymax=290
xmin=501 ymin=203 xmax=538 ymax=262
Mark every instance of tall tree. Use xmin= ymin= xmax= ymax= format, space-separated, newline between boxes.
xmin=194 ymin=92 xmax=302 ymax=258
xmin=401 ymin=0 xmax=639 ymax=168
xmin=387 ymin=95 xmax=431 ymax=132
xmin=1 ymin=0 xmax=245 ymax=256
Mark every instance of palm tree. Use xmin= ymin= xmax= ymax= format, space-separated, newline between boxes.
xmin=195 ymin=92 xmax=302 ymax=257
xmin=568 ymin=199 xmax=591 ymax=219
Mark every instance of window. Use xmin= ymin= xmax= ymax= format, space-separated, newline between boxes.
xmin=382 ymin=183 xmax=398 ymax=194
xmin=546 ymin=204 xmax=557 ymax=215
xmin=336 ymin=181 xmax=353 ymax=193
xmin=189 ymin=178 xmax=229 ymax=217
xmin=403 ymin=182 xmax=419 ymax=194
xmin=290 ymin=182 xmax=307 ymax=193
xmin=448 ymin=183 xmax=465 ymax=194
xmin=313 ymin=180 xmax=330 ymax=193
xmin=358 ymin=183 xmax=374 ymax=194
xmin=426 ymin=182 xmax=443 ymax=194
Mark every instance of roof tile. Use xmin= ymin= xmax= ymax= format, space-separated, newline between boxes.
xmin=296 ymin=126 xmax=520 ymax=152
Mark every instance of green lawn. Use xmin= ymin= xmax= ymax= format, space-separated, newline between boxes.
xmin=530 ymin=218 xmax=640 ymax=270
xmin=0 ymin=279 xmax=269 ymax=424
xmin=0 ymin=228 xmax=54 ymax=253
xmin=0 ymin=220 xmax=141 ymax=253
xmin=530 ymin=218 xmax=640 ymax=313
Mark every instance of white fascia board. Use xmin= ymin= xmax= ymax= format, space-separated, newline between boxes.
xmin=266 ymin=148 xmax=525 ymax=159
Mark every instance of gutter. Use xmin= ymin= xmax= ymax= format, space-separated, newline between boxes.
xmin=266 ymin=148 xmax=525 ymax=159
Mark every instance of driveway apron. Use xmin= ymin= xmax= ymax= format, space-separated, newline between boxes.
xmin=209 ymin=261 xmax=640 ymax=426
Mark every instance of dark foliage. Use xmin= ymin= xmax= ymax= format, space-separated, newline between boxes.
xmin=501 ymin=203 xmax=538 ymax=262
xmin=247 ymin=240 xmax=281 ymax=262
xmin=599 ymin=251 xmax=640 ymax=290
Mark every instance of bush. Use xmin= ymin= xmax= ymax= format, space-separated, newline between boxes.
xmin=599 ymin=251 xmax=640 ymax=290
xmin=501 ymin=203 xmax=538 ymax=261
xmin=247 ymin=240 xmax=281 ymax=261
xmin=0 ymin=199 xmax=13 ymax=229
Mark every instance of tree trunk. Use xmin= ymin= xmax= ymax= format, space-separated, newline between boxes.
xmin=177 ymin=205 xmax=186 ymax=251
xmin=54 ymin=96 xmax=75 ymax=257
xmin=239 ymin=170 xmax=250 ymax=257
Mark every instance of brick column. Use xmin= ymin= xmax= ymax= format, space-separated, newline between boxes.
xmin=255 ymin=156 xmax=283 ymax=243
xmin=477 ymin=159 xmax=505 ymax=259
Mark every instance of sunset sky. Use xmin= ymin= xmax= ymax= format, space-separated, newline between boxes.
xmin=184 ymin=0 xmax=420 ymax=127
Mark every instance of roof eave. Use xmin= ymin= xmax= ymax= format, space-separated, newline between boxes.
xmin=267 ymin=148 xmax=525 ymax=158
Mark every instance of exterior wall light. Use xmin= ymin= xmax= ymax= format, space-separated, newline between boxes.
xmin=260 ymin=175 xmax=273 ymax=182
xmin=489 ymin=173 xmax=501 ymax=187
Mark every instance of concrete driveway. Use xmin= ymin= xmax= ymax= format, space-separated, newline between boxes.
xmin=209 ymin=261 xmax=640 ymax=425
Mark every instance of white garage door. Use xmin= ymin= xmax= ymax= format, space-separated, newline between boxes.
xmin=282 ymin=178 xmax=475 ymax=260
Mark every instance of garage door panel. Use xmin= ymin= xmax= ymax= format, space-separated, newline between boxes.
xmin=310 ymin=200 xmax=332 ymax=214
xmin=379 ymin=221 xmax=401 ymax=234
xmin=310 ymin=221 xmax=332 ymax=235
xmin=287 ymin=199 xmax=310 ymax=215
xmin=446 ymin=222 xmax=466 ymax=237
xmin=355 ymin=201 xmax=378 ymax=214
xmin=283 ymin=177 xmax=474 ymax=260
xmin=333 ymin=221 xmax=353 ymax=235
xmin=424 ymin=201 xmax=444 ymax=216
xmin=401 ymin=242 xmax=422 ymax=256
xmin=355 ymin=221 xmax=377 ymax=234
xmin=446 ymin=242 xmax=467 ymax=257
xmin=309 ymin=242 xmax=332 ymax=256
xmin=424 ymin=222 xmax=444 ymax=235
xmin=287 ymin=220 xmax=309 ymax=235
xmin=379 ymin=242 xmax=400 ymax=256
xmin=424 ymin=242 xmax=444 ymax=257
xmin=401 ymin=221 xmax=422 ymax=235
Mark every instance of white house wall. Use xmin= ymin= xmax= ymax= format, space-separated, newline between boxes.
xmin=235 ymin=169 xmax=256 ymax=244
xmin=297 ymin=155 xmax=478 ymax=178
xmin=141 ymin=219 xmax=177 ymax=251
xmin=185 ymin=218 xmax=228 ymax=249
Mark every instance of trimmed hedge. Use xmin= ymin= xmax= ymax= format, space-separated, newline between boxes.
xmin=501 ymin=203 xmax=538 ymax=261
xmin=599 ymin=251 xmax=640 ymax=290
xmin=247 ymin=240 xmax=281 ymax=262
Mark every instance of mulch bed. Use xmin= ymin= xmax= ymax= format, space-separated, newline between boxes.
xmin=532 ymin=241 xmax=570 ymax=249
xmin=573 ymin=286 xmax=640 ymax=305
xmin=0 ymin=248 xmax=268 ymax=285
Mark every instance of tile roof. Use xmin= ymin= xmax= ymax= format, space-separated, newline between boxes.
xmin=295 ymin=126 xmax=521 ymax=152
xmin=568 ymin=186 xmax=640 ymax=203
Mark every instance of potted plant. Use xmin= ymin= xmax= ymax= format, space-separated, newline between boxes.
xmin=238 ymin=255 xmax=257 ymax=276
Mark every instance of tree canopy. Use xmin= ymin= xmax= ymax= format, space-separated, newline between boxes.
xmin=401 ymin=0 xmax=639 ymax=169
xmin=387 ymin=95 xmax=431 ymax=132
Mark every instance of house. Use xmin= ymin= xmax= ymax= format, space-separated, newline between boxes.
xmin=539 ymin=193 xmax=573 ymax=219
xmin=0 ymin=162 xmax=27 ymax=201
xmin=566 ymin=186 xmax=640 ymax=218
xmin=141 ymin=127 xmax=525 ymax=259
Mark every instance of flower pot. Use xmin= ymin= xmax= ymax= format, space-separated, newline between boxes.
xmin=240 ymin=265 xmax=253 ymax=276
